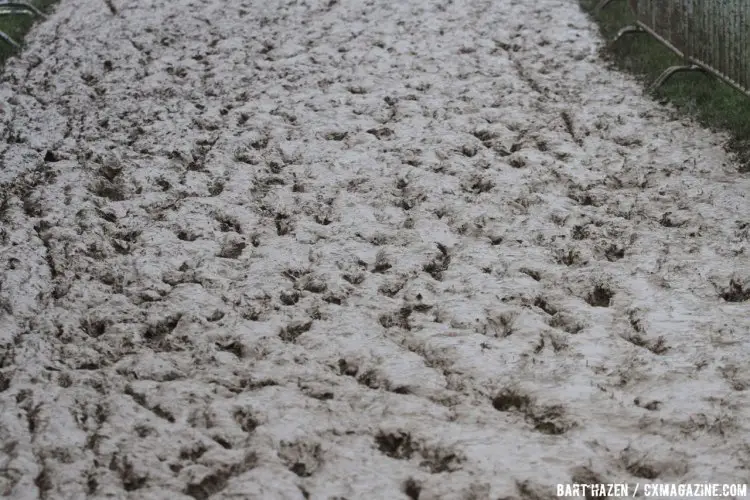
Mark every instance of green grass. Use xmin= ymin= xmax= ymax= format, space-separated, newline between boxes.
xmin=579 ymin=0 xmax=750 ymax=170
xmin=0 ymin=0 xmax=56 ymax=65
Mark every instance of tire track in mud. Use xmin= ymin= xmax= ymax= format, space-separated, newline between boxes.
xmin=1 ymin=0 xmax=750 ymax=498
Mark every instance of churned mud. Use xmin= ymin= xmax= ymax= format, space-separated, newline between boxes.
xmin=1 ymin=0 xmax=749 ymax=498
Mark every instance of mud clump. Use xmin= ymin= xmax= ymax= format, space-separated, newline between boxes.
xmin=586 ymin=285 xmax=614 ymax=307
xmin=720 ymin=279 xmax=750 ymax=303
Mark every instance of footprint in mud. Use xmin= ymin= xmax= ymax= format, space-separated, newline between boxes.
xmin=374 ymin=430 xmax=464 ymax=473
xmin=143 ymin=313 xmax=182 ymax=350
xmin=274 ymin=213 xmax=294 ymax=236
xmin=379 ymin=306 xmax=415 ymax=331
xmin=215 ymin=212 xmax=242 ymax=233
xmin=622 ymin=310 xmax=669 ymax=354
xmin=279 ymin=318 xmax=313 ymax=343
xmin=480 ymin=309 xmax=520 ymax=338
xmin=89 ymin=178 xmax=128 ymax=202
xmin=619 ymin=445 xmax=689 ymax=481
xmin=283 ymin=267 xmax=329 ymax=294
xmin=585 ymin=283 xmax=614 ymax=308
xmin=339 ymin=258 xmax=368 ymax=285
xmin=394 ymin=176 xmax=428 ymax=211
xmin=378 ymin=275 xmax=407 ymax=297
xmin=183 ymin=452 xmax=258 ymax=500
xmin=177 ymin=229 xmax=200 ymax=242
xmin=548 ymin=312 xmax=586 ymax=335
xmin=460 ymin=173 xmax=495 ymax=195
xmin=554 ymin=247 xmax=589 ymax=267
xmin=422 ymin=243 xmax=451 ymax=281
xmin=532 ymin=290 xmax=594 ymax=334
xmin=718 ymin=278 xmax=750 ymax=303
xmin=492 ymin=388 xmax=575 ymax=435
xmin=217 ymin=234 xmax=246 ymax=259
xmin=278 ymin=440 xmax=323 ymax=478
xmin=372 ymin=249 xmax=393 ymax=273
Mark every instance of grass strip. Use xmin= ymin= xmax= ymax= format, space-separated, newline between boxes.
xmin=579 ymin=0 xmax=750 ymax=170
xmin=0 ymin=0 xmax=56 ymax=65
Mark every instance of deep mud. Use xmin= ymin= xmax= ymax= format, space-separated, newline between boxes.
xmin=1 ymin=0 xmax=749 ymax=499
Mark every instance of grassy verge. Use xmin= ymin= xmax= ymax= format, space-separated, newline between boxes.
xmin=0 ymin=0 xmax=56 ymax=66
xmin=578 ymin=0 xmax=750 ymax=171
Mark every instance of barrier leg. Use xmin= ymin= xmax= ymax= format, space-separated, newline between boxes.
xmin=649 ymin=65 xmax=705 ymax=93
xmin=0 ymin=30 xmax=19 ymax=48
xmin=611 ymin=25 xmax=645 ymax=44
xmin=596 ymin=0 xmax=618 ymax=11
xmin=0 ymin=1 xmax=45 ymax=49
xmin=0 ymin=2 xmax=45 ymax=18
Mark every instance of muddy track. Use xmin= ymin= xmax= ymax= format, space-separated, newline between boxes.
xmin=1 ymin=0 xmax=749 ymax=499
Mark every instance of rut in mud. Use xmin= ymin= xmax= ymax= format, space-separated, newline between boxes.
xmin=0 ymin=0 xmax=749 ymax=499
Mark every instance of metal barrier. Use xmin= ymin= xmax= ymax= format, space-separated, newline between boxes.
xmin=0 ymin=1 xmax=45 ymax=49
xmin=598 ymin=0 xmax=750 ymax=98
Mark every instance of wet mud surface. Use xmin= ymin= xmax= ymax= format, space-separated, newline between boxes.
xmin=1 ymin=0 xmax=749 ymax=498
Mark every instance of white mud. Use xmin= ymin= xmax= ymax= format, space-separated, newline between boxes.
xmin=1 ymin=0 xmax=749 ymax=498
